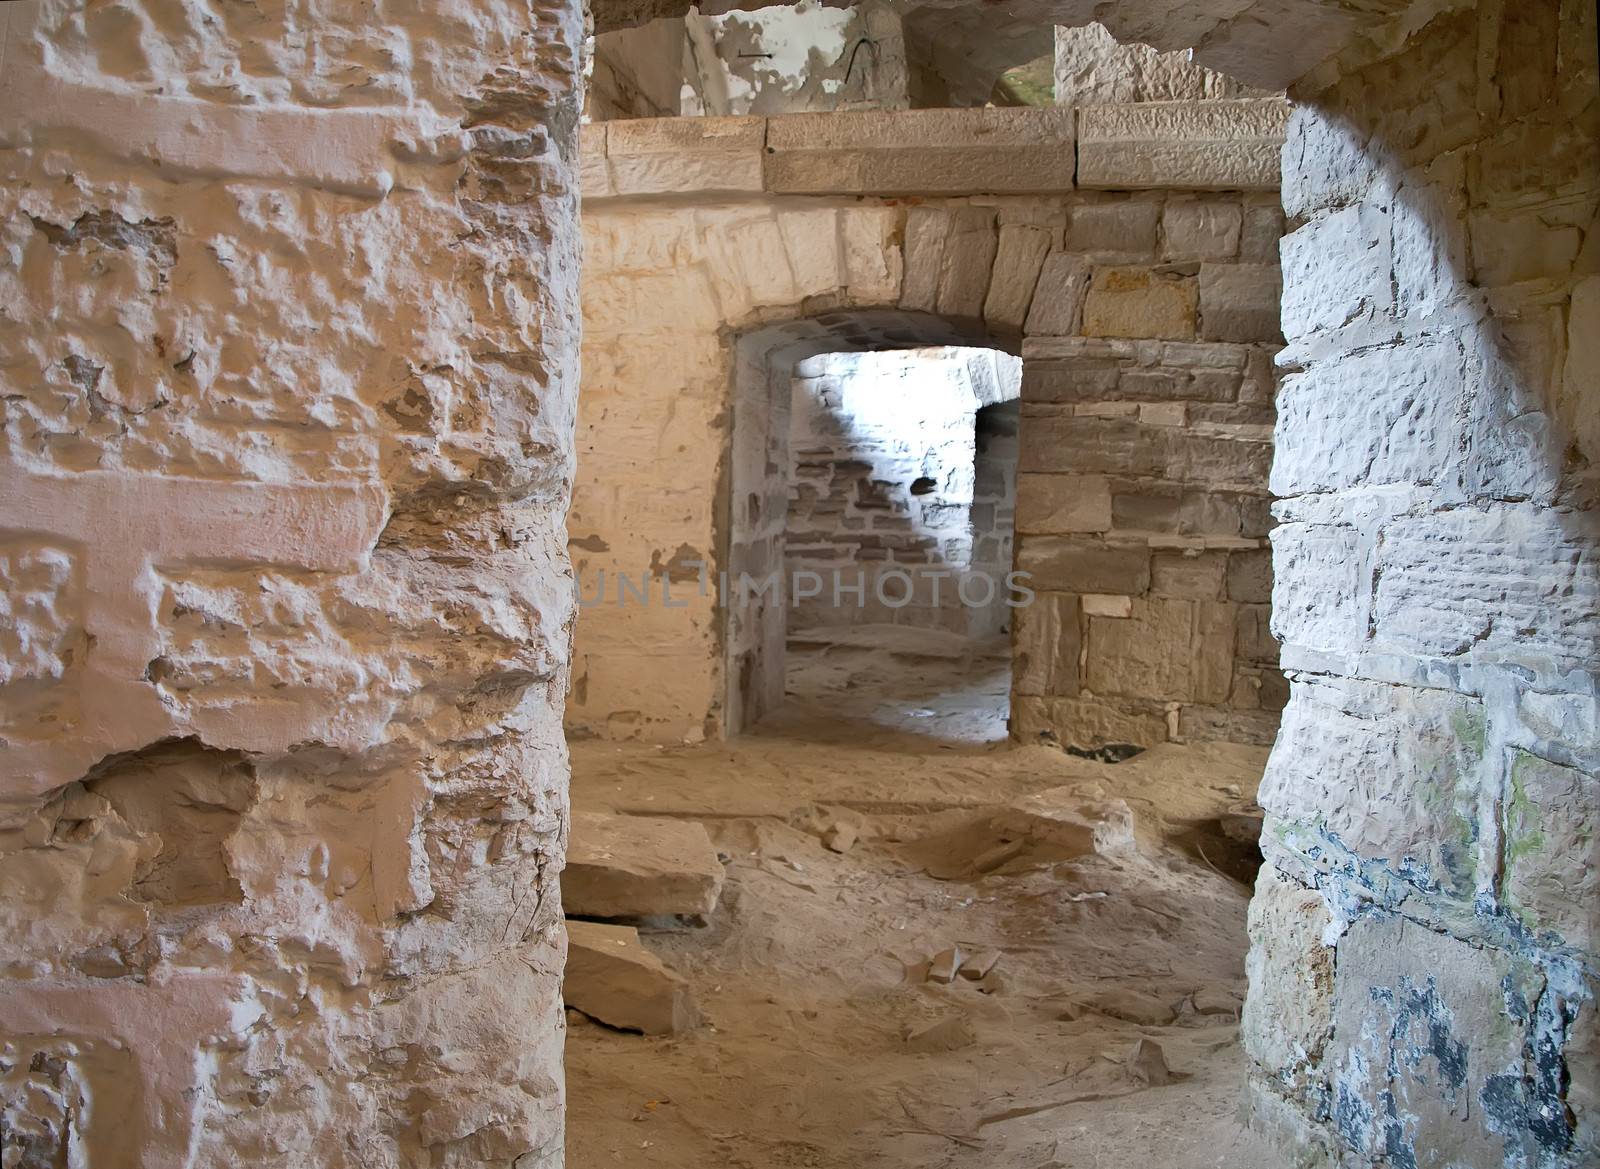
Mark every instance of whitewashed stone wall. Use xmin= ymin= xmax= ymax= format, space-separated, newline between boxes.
xmin=587 ymin=0 xmax=908 ymax=121
xmin=1245 ymin=3 xmax=1600 ymax=1166
xmin=0 ymin=0 xmax=579 ymax=1163
xmin=571 ymin=106 xmax=1289 ymax=744
xmin=785 ymin=348 xmax=1020 ymax=635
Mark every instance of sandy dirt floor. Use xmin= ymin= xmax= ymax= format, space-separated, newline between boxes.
xmin=565 ymin=627 xmax=1274 ymax=1169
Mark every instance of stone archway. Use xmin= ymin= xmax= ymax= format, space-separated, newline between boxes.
xmin=569 ymin=109 xmax=1287 ymax=747
xmin=723 ymin=310 xmax=1016 ymax=733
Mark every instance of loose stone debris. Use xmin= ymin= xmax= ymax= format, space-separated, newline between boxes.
xmin=565 ymin=920 xmax=701 ymax=1036
xmin=565 ymin=811 xmax=726 ymax=918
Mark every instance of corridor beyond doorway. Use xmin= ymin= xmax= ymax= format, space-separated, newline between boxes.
xmin=774 ymin=345 xmax=1021 ymax=744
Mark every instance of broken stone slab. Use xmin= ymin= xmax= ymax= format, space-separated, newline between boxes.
xmin=564 ymin=811 xmax=724 ymax=919
xmin=564 ymin=920 xmax=699 ymax=1036
xmin=991 ymin=788 xmax=1138 ymax=856
xmin=927 ymin=946 xmax=963 ymax=984
xmin=1068 ymin=986 xmax=1181 ymax=1026
xmin=1191 ymin=985 xmax=1244 ymax=1018
xmin=959 ymin=950 xmax=1002 ymax=981
xmin=905 ymin=1016 xmax=976 ymax=1053
xmin=822 ymin=822 xmax=858 ymax=854
xmin=1127 ymin=1037 xmax=1180 ymax=1085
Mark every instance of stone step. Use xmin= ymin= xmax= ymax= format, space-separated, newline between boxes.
xmin=564 ymin=811 xmax=724 ymax=918
xmin=564 ymin=920 xmax=698 ymax=1036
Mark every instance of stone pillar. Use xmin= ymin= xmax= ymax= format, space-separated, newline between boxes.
xmin=0 ymin=0 xmax=580 ymax=1163
xmin=1245 ymin=2 xmax=1600 ymax=1165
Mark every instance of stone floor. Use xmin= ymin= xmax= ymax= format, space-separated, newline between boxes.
xmin=565 ymin=625 xmax=1274 ymax=1169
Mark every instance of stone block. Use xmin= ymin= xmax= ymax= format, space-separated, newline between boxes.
xmin=992 ymin=788 xmax=1137 ymax=855
xmin=1199 ymin=263 xmax=1283 ymax=343
xmin=984 ymin=223 xmax=1054 ymax=332
xmin=1238 ymin=202 xmax=1285 ymax=263
xmin=1110 ymin=484 xmax=1248 ymax=536
xmin=1504 ymin=750 xmax=1599 ymax=955
xmin=1563 ymin=276 xmax=1600 ymax=467
xmin=1280 ymin=102 xmax=1379 ymax=220
xmin=1279 ymin=202 xmax=1391 ymax=339
xmin=1163 ymin=430 xmax=1274 ymax=487
xmin=1178 ymin=703 xmax=1282 ymax=746
xmin=1022 ymin=252 xmax=1092 ymax=336
xmin=1193 ymin=600 xmax=1235 ymax=704
xmin=564 ymin=811 xmax=725 ymax=918
xmin=936 ymin=208 xmax=999 ymax=322
xmin=1139 ymin=401 xmax=1186 ymax=427
xmin=603 ymin=115 xmax=765 ymax=197
xmin=764 ymin=107 xmax=1076 ymax=195
xmin=1272 ymin=338 xmax=1467 ymax=497
xmin=1369 ymin=506 xmax=1599 ymax=679
xmin=1269 ymin=522 xmax=1372 ymax=657
xmin=579 ymin=122 xmax=613 ymax=199
xmin=1014 ymin=473 xmax=1113 ymax=534
xmin=1259 ymin=677 xmax=1485 ymax=906
xmin=565 ymin=920 xmax=699 ymax=1035
xmin=1082 ymin=266 xmax=1198 ymax=341
xmin=1065 ymin=199 xmax=1161 ymax=255
xmin=900 ymin=205 xmax=950 ymax=313
xmin=1012 ymin=591 xmax=1081 ymax=697
xmin=1081 ymin=594 xmax=1133 ymax=618
xmin=1150 ymin=550 xmax=1227 ymax=599
xmin=1162 ymin=200 xmax=1243 ymax=261
xmin=1242 ymin=866 xmax=1336 ymax=1086
xmin=1021 ymin=359 xmax=1123 ymax=403
xmin=840 ymin=205 xmax=904 ymax=304
xmin=1234 ymin=604 xmax=1279 ymax=665
xmin=1010 ymin=694 xmax=1170 ymax=751
xmin=1017 ymin=536 xmax=1151 ymax=595
xmin=1077 ymin=100 xmax=1289 ymax=191
xmin=1323 ymin=913 xmax=1552 ymax=1169
xmin=1226 ymin=548 xmax=1273 ymax=603
xmin=1018 ymin=412 xmax=1165 ymax=476
xmin=1085 ymin=597 xmax=1195 ymax=701
xmin=777 ymin=208 xmax=843 ymax=300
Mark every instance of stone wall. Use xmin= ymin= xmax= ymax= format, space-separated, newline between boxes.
xmin=1244 ymin=2 xmax=1600 ymax=1166
xmin=0 ymin=0 xmax=579 ymax=1163
xmin=971 ymin=400 xmax=1022 ymax=638
xmin=587 ymin=0 xmax=909 ymax=121
xmin=1054 ymin=21 xmax=1271 ymax=107
xmin=570 ymin=105 xmax=1289 ymax=745
xmin=785 ymin=348 xmax=1020 ymax=635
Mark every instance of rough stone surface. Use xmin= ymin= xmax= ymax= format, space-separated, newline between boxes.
xmin=1077 ymin=101 xmax=1290 ymax=191
xmin=564 ymin=811 xmax=725 ymax=918
xmin=992 ymin=788 xmax=1137 ymax=855
xmin=766 ymin=108 xmax=1077 ymax=196
xmin=1245 ymin=5 xmax=1600 ymax=1168
xmin=565 ymin=920 xmax=699 ymax=1035
xmin=0 ymin=0 xmax=581 ymax=1164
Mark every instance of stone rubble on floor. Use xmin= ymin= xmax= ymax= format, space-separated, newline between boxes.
xmin=565 ymin=920 xmax=701 ymax=1036
xmin=564 ymin=811 xmax=725 ymax=918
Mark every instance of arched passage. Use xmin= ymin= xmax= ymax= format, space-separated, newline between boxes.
xmin=724 ymin=309 xmax=1017 ymax=732
xmin=569 ymin=125 xmax=1287 ymax=750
